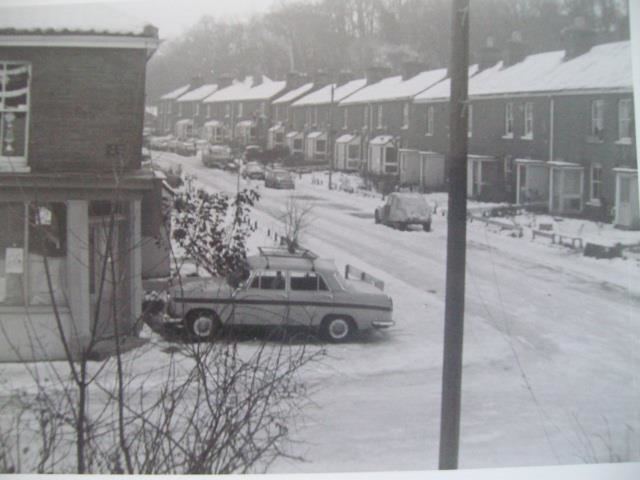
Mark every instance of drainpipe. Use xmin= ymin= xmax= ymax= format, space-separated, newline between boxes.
xmin=548 ymin=97 xmax=555 ymax=211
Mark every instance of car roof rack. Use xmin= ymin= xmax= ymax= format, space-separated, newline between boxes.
xmin=257 ymin=247 xmax=318 ymax=270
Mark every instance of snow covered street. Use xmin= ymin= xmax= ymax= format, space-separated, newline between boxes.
xmin=148 ymin=151 xmax=640 ymax=473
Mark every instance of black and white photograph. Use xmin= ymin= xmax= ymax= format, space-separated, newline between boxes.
xmin=0 ymin=0 xmax=638 ymax=477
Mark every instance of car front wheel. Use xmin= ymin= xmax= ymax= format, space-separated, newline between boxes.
xmin=322 ymin=316 xmax=355 ymax=343
xmin=185 ymin=310 xmax=222 ymax=341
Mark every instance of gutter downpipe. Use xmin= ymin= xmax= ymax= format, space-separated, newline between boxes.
xmin=548 ymin=97 xmax=555 ymax=212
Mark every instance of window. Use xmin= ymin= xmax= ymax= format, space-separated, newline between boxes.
xmin=343 ymin=108 xmax=348 ymax=129
xmin=260 ymin=102 xmax=266 ymax=116
xmin=0 ymin=202 xmax=67 ymax=306
xmin=467 ymin=104 xmax=473 ymax=137
xmin=168 ymin=101 xmax=172 ymax=114
xmin=293 ymin=138 xmax=303 ymax=151
xmin=363 ymin=105 xmax=369 ymax=128
xmin=206 ymin=104 xmax=211 ymax=118
xmin=250 ymin=271 xmax=285 ymax=290
xmin=523 ymin=102 xmax=534 ymax=138
xmin=305 ymin=109 xmax=312 ymax=127
xmin=1 ymin=62 xmax=30 ymax=168
xmin=590 ymin=163 xmax=602 ymax=200
xmin=426 ymin=106 xmax=434 ymax=136
xmin=237 ymin=102 xmax=243 ymax=117
xmin=402 ymin=102 xmax=410 ymax=129
xmin=591 ymin=99 xmax=604 ymax=138
xmin=618 ymin=98 xmax=633 ymax=141
xmin=195 ymin=103 xmax=200 ymax=116
xmin=290 ymin=271 xmax=328 ymax=291
xmin=178 ymin=103 xmax=183 ymax=117
xmin=376 ymin=104 xmax=383 ymax=128
xmin=348 ymin=144 xmax=359 ymax=159
xmin=316 ymin=139 xmax=327 ymax=153
xmin=275 ymin=132 xmax=284 ymax=143
xmin=504 ymin=102 xmax=514 ymax=137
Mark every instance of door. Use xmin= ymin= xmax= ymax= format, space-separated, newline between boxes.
xmin=287 ymin=271 xmax=333 ymax=327
xmin=232 ymin=270 xmax=288 ymax=326
xmin=616 ymin=175 xmax=633 ymax=226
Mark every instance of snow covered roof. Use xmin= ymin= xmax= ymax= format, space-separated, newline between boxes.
xmin=341 ymin=68 xmax=448 ymax=105
xmin=268 ymin=124 xmax=285 ymax=131
xmin=292 ymin=79 xmax=367 ymax=107
xmin=236 ymin=120 xmax=255 ymax=127
xmin=272 ymin=82 xmax=315 ymax=104
xmin=307 ymin=131 xmax=325 ymax=139
xmin=203 ymin=76 xmax=285 ymax=103
xmin=467 ymin=41 xmax=631 ymax=98
xmin=175 ymin=119 xmax=193 ymax=126
xmin=286 ymin=131 xmax=301 ymax=138
xmin=336 ymin=134 xmax=359 ymax=144
xmin=414 ymin=65 xmax=479 ymax=103
xmin=204 ymin=120 xmax=222 ymax=127
xmin=0 ymin=4 xmax=156 ymax=38
xmin=161 ymin=85 xmax=190 ymax=101
xmin=177 ymin=84 xmax=219 ymax=102
xmin=369 ymin=135 xmax=394 ymax=146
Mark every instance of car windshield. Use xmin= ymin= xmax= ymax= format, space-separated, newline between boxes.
xmin=397 ymin=196 xmax=428 ymax=208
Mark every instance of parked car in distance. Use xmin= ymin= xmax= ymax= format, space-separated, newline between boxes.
xmin=375 ymin=192 xmax=432 ymax=231
xmin=224 ymin=158 xmax=241 ymax=172
xmin=244 ymin=144 xmax=263 ymax=162
xmin=166 ymin=248 xmax=394 ymax=342
xmin=176 ymin=139 xmax=197 ymax=156
xmin=202 ymin=144 xmax=233 ymax=168
xmin=265 ymin=169 xmax=294 ymax=189
xmin=242 ymin=161 xmax=265 ymax=180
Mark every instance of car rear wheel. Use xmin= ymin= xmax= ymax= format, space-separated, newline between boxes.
xmin=185 ymin=310 xmax=222 ymax=341
xmin=423 ymin=221 xmax=431 ymax=232
xmin=321 ymin=316 xmax=355 ymax=343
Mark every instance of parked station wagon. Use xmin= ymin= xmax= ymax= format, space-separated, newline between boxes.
xmin=166 ymin=248 xmax=394 ymax=342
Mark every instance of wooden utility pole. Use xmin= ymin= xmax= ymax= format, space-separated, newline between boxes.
xmin=439 ymin=0 xmax=470 ymax=470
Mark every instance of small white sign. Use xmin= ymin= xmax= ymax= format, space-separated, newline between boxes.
xmin=5 ymin=248 xmax=24 ymax=274
xmin=38 ymin=206 xmax=52 ymax=226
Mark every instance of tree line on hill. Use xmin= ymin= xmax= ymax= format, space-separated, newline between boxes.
xmin=147 ymin=0 xmax=629 ymax=103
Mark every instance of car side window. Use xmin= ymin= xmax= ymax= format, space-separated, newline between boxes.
xmin=254 ymin=270 xmax=286 ymax=290
xmin=290 ymin=271 xmax=329 ymax=291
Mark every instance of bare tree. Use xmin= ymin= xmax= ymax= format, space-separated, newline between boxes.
xmin=278 ymin=195 xmax=315 ymax=253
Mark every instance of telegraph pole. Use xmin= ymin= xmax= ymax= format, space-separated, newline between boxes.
xmin=328 ymin=83 xmax=335 ymax=190
xmin=439 ymin=0 xmax=470 ymax=470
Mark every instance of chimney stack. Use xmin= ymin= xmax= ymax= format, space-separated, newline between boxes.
xmin=563 ymin=16 xmax=596 ymax=60
xmin=365 ymin=66 xmax=391 ymax=85
xmin=216 ymin=74 xmax=234 ymax=89
xmin=478 ymin=36 xmax=501 ymax=70
xmin=252 ymin=73 xmax=264 ymax=87
xmin=401 ymin=61 xmax=427 ymax=80
xmin=336 ymin=70 xmax=354 ymax=86
xmin=286 ymin=71 xmax=305 ymax=89
xmin=189 ymin=74 xmax=204 ymax=89
xmin=313 ymin=69 xmax=331 ymax=88
xmin=503 ymin=31 xmax=527 ymax=67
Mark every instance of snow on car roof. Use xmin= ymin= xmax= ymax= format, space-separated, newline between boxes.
xmin=248 ymin=254 xmax=336 ymax=272
xmin=414 ymin=65 xmax=479 ymax=103
xmin=292 ymin=79 xmax=367 ymax=107
xmin=0 ymin=4 xmax=155 ymax=37
xmin=177 ymin=84 xmax=219 ymax=102
xmin=161 ymin=85 xmax=190 ymax=100
xmin=467 ymin=41 xmax=631 ymax=98
xmin=203 ymin=76 xmax=285 ymax=103
xmin=272 ymin=82 xmax=315 ymax=104
xmin=341 ymin=68 xmax=448 ymax=105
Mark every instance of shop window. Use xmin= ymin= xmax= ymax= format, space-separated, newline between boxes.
xmin=1 ymin=62 xmax=30 ymax=168
xmin=0 ymin=202 xmax=67 ymax=307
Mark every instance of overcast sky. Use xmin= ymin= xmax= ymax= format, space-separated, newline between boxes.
xmin=0 ymin=0 xmax=279 ymax=38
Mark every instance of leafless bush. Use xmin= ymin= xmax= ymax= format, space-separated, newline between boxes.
xmin=279 ymin=195 xmax=314 ymax=253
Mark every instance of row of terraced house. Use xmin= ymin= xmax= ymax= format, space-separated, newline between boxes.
xmin=156 ymin=26 xmax=638 ymax=230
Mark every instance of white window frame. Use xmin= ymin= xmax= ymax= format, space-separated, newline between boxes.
xmin=467 ymin=103 xmax=473 ymax=138
xmin=343 ymin=107 xmax=348 ymax=129
xmin=237 ymin=102 xmax=243 ymax=118
xmin=504 ymin=102 xmax=514 ymax=138
xmin=591 ymin=99 xmax=604 ymax=138
xmin=363 ymin=105 xmax=369 ymax=128
xmin=376 ymin=104 xmax=383 ymax=129
xmin=1 ymin=61 xmax=31 ymax=171
xmin=426 ymin=106 xmax=434 ymax=136
xmin=618 ymin=98 xmax=633 ymax=142
xmin=590 ymin=163 xmax=603 ymax=201
xmin=402 ymin=102 xmax=410 ymax=129
xmin=523 ymin=102 xmax=534 ymax=139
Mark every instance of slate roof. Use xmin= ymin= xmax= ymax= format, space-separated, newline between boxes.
xmin=292 ymin=79 xmax=367 ymax=107
xmin=273 ymin=82 xmax=315 ymax=104
xmin=177 ymin=84 xmax=219 ymax=102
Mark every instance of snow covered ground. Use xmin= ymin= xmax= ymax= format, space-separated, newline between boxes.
xmin=1 ymin=150 xmax=638 ymax=474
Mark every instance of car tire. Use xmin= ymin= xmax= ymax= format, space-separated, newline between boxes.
xmin=321 ymin=316 xmax=355 ymax=343
xmin=185 ymin=310 xmax=222 ymax=341
xmin=423 ymin=221 xmax=431 ymax=232
xmin=374 ymin=211 xmax=380 ymax=224
xmin=396 ymin=222 xmax=407 ymax=231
